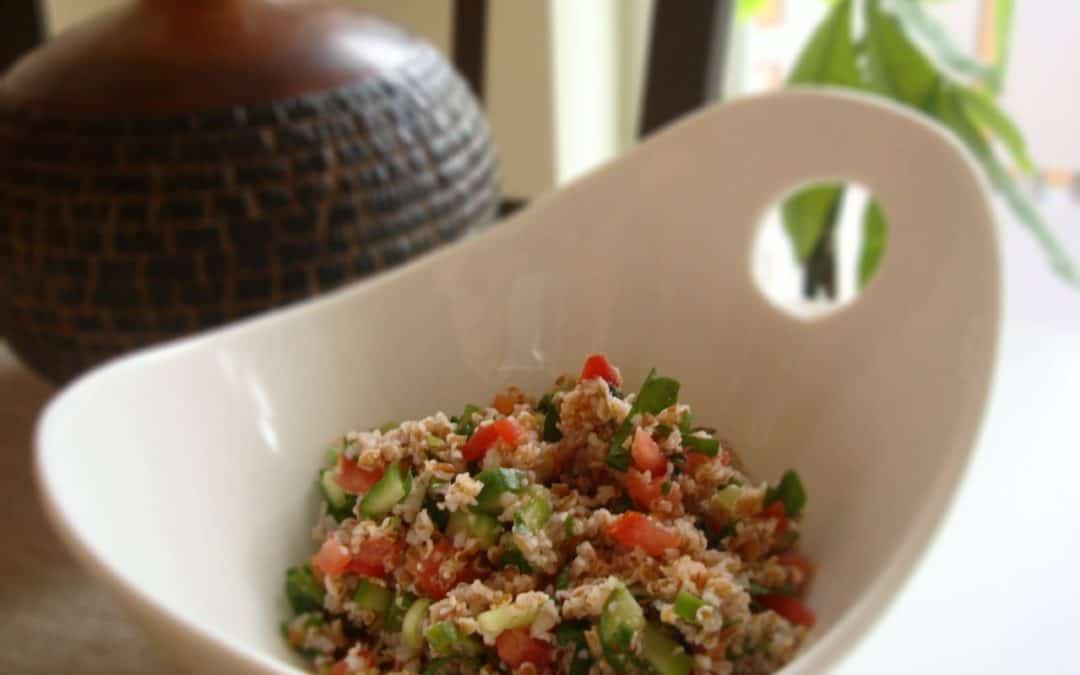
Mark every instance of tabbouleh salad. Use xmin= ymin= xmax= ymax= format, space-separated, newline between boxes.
xmin=283 ymin=355 xmax=815 ymax=675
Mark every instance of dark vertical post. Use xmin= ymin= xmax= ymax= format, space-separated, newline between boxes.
xmin=0 ymin=0 xmax=45 ymax=73
xmin=639 ymin=0 xmax=733 ymax=137
xmin=452 ymin=0 xmax=489 ymax=103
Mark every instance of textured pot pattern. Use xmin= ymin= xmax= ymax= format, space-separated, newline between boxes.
xmin=0 ymin=44 xmax=498 ymax=383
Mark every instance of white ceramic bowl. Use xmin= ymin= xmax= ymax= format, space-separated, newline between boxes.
xmin=35 ymin=90 xmax=999 ymax=674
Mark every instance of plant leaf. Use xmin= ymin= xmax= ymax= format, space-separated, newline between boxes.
xmin=956 ymin=86 xmax=1034 ymax=174
xmin=787 ymin=0 xmax=860 ymax=87
xmin=931 ymin=81 xmax=1080 ymax=285
xmin=859 ymin=200 xmax=888 ymax=288
xmin=736 ymin=0 xmax=768 ymax=21
xmin=885 ymin=0 xmax=1001 ymax=91
xmin=783 ymin=185 xmax=843 ymax=263
xmin=990 ymin=0 xmax=1015 ymax=94
xmin=864 ymin=0 xmax=939 ymax=110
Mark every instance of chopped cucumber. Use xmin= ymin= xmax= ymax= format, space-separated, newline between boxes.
xmin=353 ymin=580 xmax=393 ymax=614
xmin=473 ymin=468 xmax=527 ymax=514
xmin=599 ymin=581 xmax=646 ymax=674
xmin=402 ymin=598 xmax=431 ymax=650
xmin=285 ymin=565 xmax=325 ymax=614
xmin=640 ymin=622 xmax=692 ymax=675
xmin=555 ymin=621 xmax=593 ymax=675
xmin=421 ymin=658 xmax=463 ymax=675
xmin=673 ymin=591 xmax=707 ymax=622
xmin=447 ymin=509 xmax=501 ymax=547
xmin=327 ymin=440 xmax=344 ymax=467
xmin=320 ymin=469 xmax=356 ymax=521
xmin=385 ymin=592 xmax=415 ymax=632
xmin=425 ymin=621 xmax=483 ymax=658
xmin=716 ymin=485 xmax=742 ymax=513
xmin=476 ymin=604 xmax=539 ymax=638
xmin=358 ymin=462 xmax=413 ymax=519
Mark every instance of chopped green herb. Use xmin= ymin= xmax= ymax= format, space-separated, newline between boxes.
xmin=425 ymin=500 xmax=449 ymax=530
xmin=285 ymin=565 xmax=324 ymax=614
xmin=421 ymin=658 xmax=465 ymax=675
xmin=537 ymin=393 xmax=554 ymax=413
xmin=555 ymin=621 xmax=592 ymax=675
xmin=606 ymin=369 xmax=681 ymax=471
xmin=384 ymin=592 xmax=415 ymax=632
xmin=608 ymin=383 xmax=624 ymax=399
xmin=455 ymin=404 xmax=482 ymax=437
xmin=654 ymin=424 xmax=674 ymax=439
xmin=500 ymin=547 xmax=534 ymax=573
xmin=661 ymin=481 xmax=673 ymax=496
xmin=608 ymin=496 xmax=633 ymax=514
xmin=684 ymin=434 xmax=720 ymax=457
xmin=542 ymin=406 xmax=563 ymax=442
xmin=564 ymin=515 xmax=577 ymax=538
xmin=473 ymin=468 xmax=527 ymax=514
xmin=765 ymin=470 xmax=807 ymax=518
xmin=556 ymin=567 xmax=572 ymax=590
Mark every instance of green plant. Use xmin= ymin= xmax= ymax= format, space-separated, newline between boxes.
xmin=761 ymin=0 xmax=1078 ymax=295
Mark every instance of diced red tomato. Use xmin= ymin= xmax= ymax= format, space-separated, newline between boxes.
xmin=496 ymin=627 xmax=554 ymax=667
xmin=757 ymin=594 xmax=816 ymax=628
xmin=778 ymin=552 xmax=815 ymax=594
xmin=492 ymin=392 xmax=516 ymax=415
xmin=580 ymin=354 xmax=622 ymax=388
xmin=606 ymin=511 xmax=681 ymax=557
xmin=336 ymin=456 xmax=385 ymax=495
xmin=312 ymin=537 xmax=351 ymax=578
xmin=346 ymin=537 xmax=403 ymax=579
xmin=685 ymin=452 xmax=710 ymax=474
xmin=626 ymin=469 xmax=664 ymax=510
xmin=631 ymin=428 xmax=668 ymax=475
xmin=416 ymin=540 xmax=474 ymax=600
xmin=760 ymin=501 xmax=790 ymax=535
xmin=330 ymin=660 xmax=351 ymax=675
xmin=462 ymin=418 xmax=525 ymax=462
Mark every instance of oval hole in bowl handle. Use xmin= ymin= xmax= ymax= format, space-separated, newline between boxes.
xmin=713 ymin=89 xmax=1001 ymax=329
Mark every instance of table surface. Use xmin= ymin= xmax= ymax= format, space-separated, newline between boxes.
xmin=2 ymin=204 xmax=1078 ymax=674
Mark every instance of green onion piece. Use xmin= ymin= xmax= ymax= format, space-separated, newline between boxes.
xmin=285 ymin=565 xmax=325 ymax=614
xmin=515 ymin=490 xmax=552 ymax=532
xmin=425 ymin=621 xmax=483 ymax=658
xmin=765 ymin=470 xmax=807 ymax=518
xmin=684 ymin=434 xmax=720 ymax=457
xmin=673 ymin=591 xmax=707 ymax=622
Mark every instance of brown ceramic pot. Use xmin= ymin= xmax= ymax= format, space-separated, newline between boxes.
xmin=0 ymin=0 xmax=498 ymax=383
